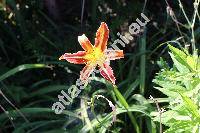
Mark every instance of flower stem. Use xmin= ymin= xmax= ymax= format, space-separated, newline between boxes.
xmin=112 ymin=85 xmax=140 ymax=133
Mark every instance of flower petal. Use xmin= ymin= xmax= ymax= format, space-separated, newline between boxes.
xmin=80 ymin=64 xmax=95 ymax=82
xmin=94 ymin=22 xmax=109 ymax=52
xmin=105 ymin=50 xmax=124 ymax=60
xmin=78 ymin=34 xmax=93 ymax=52
xmin=59 ymin=51 xmax=87 ymax=64
xmin=99 ymin=63 xmax=116 ymax=84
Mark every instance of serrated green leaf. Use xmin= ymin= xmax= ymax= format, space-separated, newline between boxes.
xmin=164 ymin=121 xmax=194 ymax=133
xmin=179 ymin=93 xmax=200 ymax=119
xmin=169 ymin=45 xmax=193 ymax=72
xmin=186 ymin=55 xmax=197 ymax=70
xmin=169 ymin=52 xmax=189 ymax=73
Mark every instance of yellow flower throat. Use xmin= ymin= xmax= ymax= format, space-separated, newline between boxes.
xmin=84 ymin=47 xmax=106 ymax=65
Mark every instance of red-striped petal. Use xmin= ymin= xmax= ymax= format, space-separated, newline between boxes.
xmin=78 ymin=34 xmax=93 ymax=52
xmin=99 ymin=63 xmax=116 ymax=84
xmin=59 ymin=51 xmax=87 ymax=64
xmin=105 ymin=50 xmax=124 ymax=60
xmin=94 ymin=22 xmax=109 ymax=52
xmin=80 ymin=64 xmax=95 ymax=82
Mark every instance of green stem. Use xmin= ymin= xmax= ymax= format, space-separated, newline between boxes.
xmin=139 ymin=29 xmax=146 ymax=133
xmin=139 ymin=32 xmax=146 ymax=95
xmin=113 ymin=85 xmax=140 ymax=133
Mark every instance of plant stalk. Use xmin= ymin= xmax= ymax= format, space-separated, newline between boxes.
xmin=113 ymin=85 xmax=140 ymax=133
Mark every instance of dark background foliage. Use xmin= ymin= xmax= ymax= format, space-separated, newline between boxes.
xmin=0 ymin=0 xmax=199 ymax=132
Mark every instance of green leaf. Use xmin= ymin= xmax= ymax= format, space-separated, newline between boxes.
xmin=154 ymin=80 xmax=186 ymax=92
xmin=164 ymin=121 xmax=194 ymax=133
xmin=0 ymin=64 xmax=49 ymax=81
xmin=0 ymin=108 xmax=80 ymax=123
xmin=168 ymin=45 xmax=193 ymax=71
xmin=179 ymin=93 xmax=200 ymax=119
xmin=124 ymin=78 xmax=139 ymax=99
xmin=151 ymin=110 xmax=191 ymax=125
xmin=186 ymin=55 xmax=197 ymax=70
xmin=154 ymin=87 xmax=178 ymax=98
xmin=169 ymin=52 xmax=189 ymax=73
xmin=29 ymin=85 xmax=69 ymax=98
xmin=81 ymin=105 xmax=149 ymax=132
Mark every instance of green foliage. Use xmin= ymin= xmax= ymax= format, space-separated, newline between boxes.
xmin=0 ymin=0 xmax=199 ymax=132
xmin=152 ymin=45 xmax=200 ymax=133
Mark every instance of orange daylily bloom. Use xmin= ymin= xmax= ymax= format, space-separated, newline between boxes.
xmin=59 ymin=22 xmax=124 ymax=84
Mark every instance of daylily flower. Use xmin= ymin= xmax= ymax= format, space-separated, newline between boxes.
xmin=59 ymin=22 xmax=124 ymax=84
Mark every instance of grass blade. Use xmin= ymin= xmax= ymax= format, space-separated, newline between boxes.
xmin=0 ymin=64 xmax=49 ymax=81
